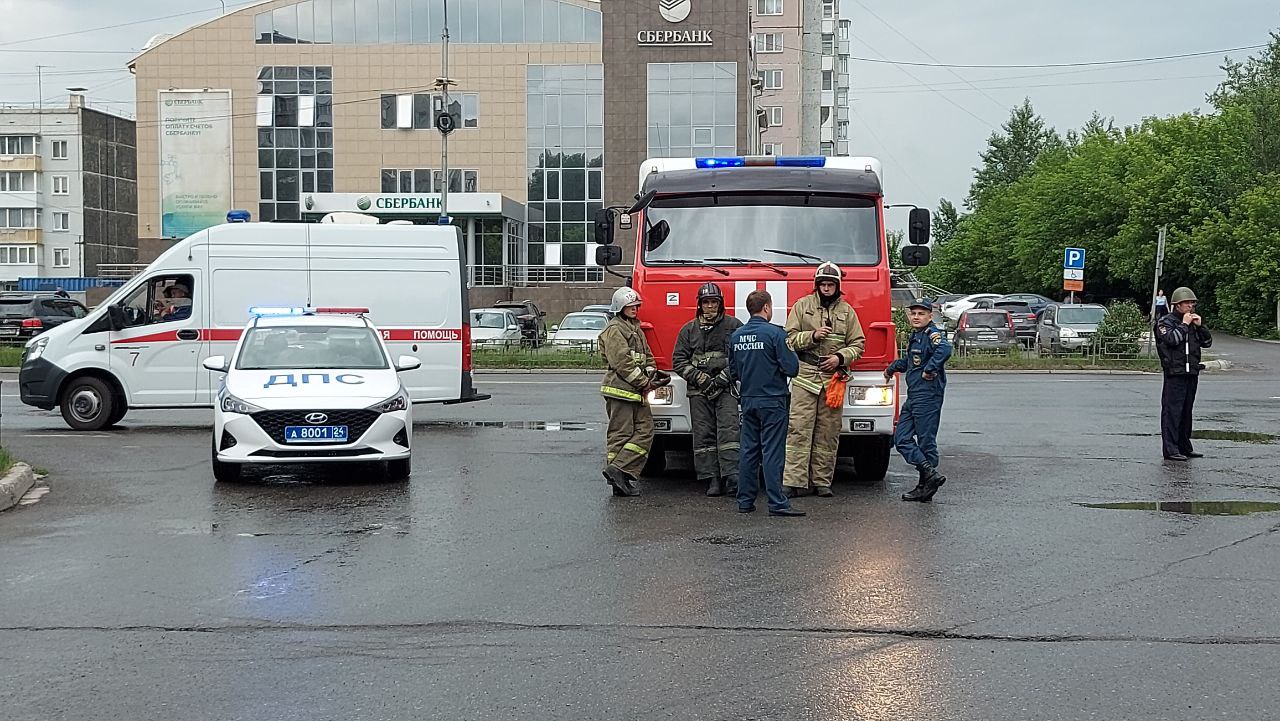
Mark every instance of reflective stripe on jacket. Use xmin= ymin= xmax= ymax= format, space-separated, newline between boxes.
xmin=784 ymin=292 xmax=866 ymax=394
xmin=599 ymin=315 xmax=656 ymax=402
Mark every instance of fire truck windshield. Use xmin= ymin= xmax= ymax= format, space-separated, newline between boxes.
xmin=642 ymin=193 xmax=881 ymax=267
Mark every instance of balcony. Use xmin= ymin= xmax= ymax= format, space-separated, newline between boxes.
xmin=0 ymin=229 xmax=41 ymax=244
xmin=822 ymin=55 xmax=834 ymax=71
xmin=0 ymin=156 xmax=41 ymax=172
xmin=838 ymin=40 xmax=850 ymax=55
xmin=822 ymin=90 xmax=836 ymax=107
xmin=822 ymin=19 xmax=836 ymax=34
xmin=821 ymin=126 xmax=834 ymax=143
xmin=2 ymin=191 xmax=39 ymax=209
xmin=837 ymin=105 xmax=850 ymax=122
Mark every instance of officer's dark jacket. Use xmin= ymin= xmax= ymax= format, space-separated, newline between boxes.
xmin=1156 ymin=312 xmax=1212 ymax=376
xmin=886 ymin=323 xmax=952 ymax=402
xmin=672 ymin=311 xmax=743 ymax=396
xmin=729 ymin=316 xmax=799 ymax=398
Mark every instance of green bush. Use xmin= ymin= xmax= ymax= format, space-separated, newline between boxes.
xmin=891 ymin=306 xmax=911 ymax=351
xmin=1095 ymin=299 xmax=1149 ymax=357
xmin=0 ymin=346 xmax=22 ymax=368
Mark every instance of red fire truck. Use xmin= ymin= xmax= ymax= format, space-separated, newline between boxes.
xmin=595 ymin=155 xmax=931 ymax=481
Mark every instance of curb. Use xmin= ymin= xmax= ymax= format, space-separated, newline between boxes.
xmin=474 ymin=368 xmax=1168 ymax=376
xmin=0 ymin=462 xmax=35 ymax=512
xmin=477 ymin=368 xmax=602 ymax=375
xmin=1253 ymin=338 xmax=1280 ymax=345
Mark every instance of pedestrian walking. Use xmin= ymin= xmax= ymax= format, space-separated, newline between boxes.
xmin=782 ymin=261 xmax=865 ymax=497
xmin=598 ymin=286 xmax=669 ymax=496
xmin=885 ymin=299 xmax=953 ymax=501
xmin=1155 ymin=287 xmax=1212 ymax=461
xmin=728 ymin=290 xmax=805 ymax=517
xmin=1152 ymin=289 xmax=1168 ymax=320
xmin=672 ymin=282 xmax=743 ymax=497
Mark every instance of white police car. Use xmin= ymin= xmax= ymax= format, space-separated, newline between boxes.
xmin=204 ymin=307 xmax=420 ymax=482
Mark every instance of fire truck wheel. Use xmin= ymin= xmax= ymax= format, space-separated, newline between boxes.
xmin=642 ymin=436 xmax=668 ymax=476
xmin=849 ymin=436 xmax=892 ymax=482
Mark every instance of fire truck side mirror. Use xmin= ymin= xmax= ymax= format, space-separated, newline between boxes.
xmin=901 ymin=245 xmax=931 ymax=267
xmin=593 ymin=209 xmax=615 ymax=245
xmin=646 ymin=219 xmax=671 ymax=251
xmin=908 ymin=208 xmax=931 ymax=245
xmin=596 ymin=245 xmax=623 ymax=267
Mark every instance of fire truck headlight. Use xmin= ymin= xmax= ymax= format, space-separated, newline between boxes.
xmin=648 ymin=386 xmax=674 ymax=405
xmin=848 ymin=385 xmax=894 ymax=406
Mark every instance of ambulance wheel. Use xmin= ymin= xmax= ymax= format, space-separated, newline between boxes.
xmin=211 ymin=443 xmax=241 ymax=483
xmin=851 ymin=436 xmax=892 ymax=482
xmin=59 ymin=376 xmax=115 ymax=431
xmin=386 ymin=457 xmax=411 ymax=481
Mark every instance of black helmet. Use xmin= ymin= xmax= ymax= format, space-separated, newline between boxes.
xmin=697 ymin=282 xmax=724 ymax=304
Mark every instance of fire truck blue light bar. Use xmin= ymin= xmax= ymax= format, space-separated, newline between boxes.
xmin=695 ymin=156 xmax=828 ymax=169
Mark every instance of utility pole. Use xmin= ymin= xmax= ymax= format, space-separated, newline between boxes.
xmin=800 ymin=0 xmax=822 ymax=155
xmin=1151 ymin=225 xmax=1167 ymax=318
xmin=36 ymin=65 xmax=48 ymax=110
xmin=434 ymin=0 xmax=456 ymax=226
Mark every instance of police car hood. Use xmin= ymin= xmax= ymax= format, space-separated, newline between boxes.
xmin=228 ymin=369 xmax=402 ymax=406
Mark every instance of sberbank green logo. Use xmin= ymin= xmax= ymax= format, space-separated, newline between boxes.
xmin=356 ymin=196 xmax=372 ymax=211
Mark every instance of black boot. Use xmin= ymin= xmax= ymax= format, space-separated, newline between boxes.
xmin=705 ymin=476 xmax=724 ymax=497
xmin=605 ymin=467 xmax=640 ymax=497
xmin=723 ymin=475 xmax=738 ymax=496
xmin=901 ymin=467 xmax=932 ymax=502
xmin=919 ymin=467 xmax=947 ymax=501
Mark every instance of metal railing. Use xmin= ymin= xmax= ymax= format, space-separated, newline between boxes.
xmin=470 ymin=264 xmax=605 ymax=287
xmin=945 ymin=329 xmax=1159 ymax=363
xmin=96 ymin=264 xmax=149 ymax=280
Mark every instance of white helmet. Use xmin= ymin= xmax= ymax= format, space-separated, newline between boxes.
xmin=814 ymin=261 xmax=842 ymax=289
xmin=610 ymin=286 xmax=643 ymax=314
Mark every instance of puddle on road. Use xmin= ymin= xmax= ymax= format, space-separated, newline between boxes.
xmin=691 ymin=533 xmax=777 ymax=549
xmin=421 ymin=420 xmax=598 ymax=432
xmin=1191 ymin=429 xmax=1277 ymax=443
xmin=1076 ymin=500 xmax=1280 ymax=516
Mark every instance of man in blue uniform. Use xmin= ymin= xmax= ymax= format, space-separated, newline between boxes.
xmin=885 ymin=298 xmax=953 ymax=502
xmin=729 ymin=290 xmax=805 ymax=517
xmin=1155 ymin=286 xmax=1212 ymax=461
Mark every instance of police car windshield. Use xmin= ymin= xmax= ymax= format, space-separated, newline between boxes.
xmin=236 ymin=326 xmax=389 ymax=370
xmin=643 ymin=193 xmax=881 ymax=266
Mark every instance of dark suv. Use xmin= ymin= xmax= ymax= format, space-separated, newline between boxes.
xmin=0 ymin=294 xmax=88 ymax=342
xmin=492 ymin=300 xmax=548 ymax=347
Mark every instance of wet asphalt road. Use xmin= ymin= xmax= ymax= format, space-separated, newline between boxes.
xmin=1 ymin=336 xmax=1278 ymax=720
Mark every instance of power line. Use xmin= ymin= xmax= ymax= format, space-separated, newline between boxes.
xmin=0 ymin=2 xmax=258 ymax=49
xmin=845 ymin=43 xmax=1267 ymax=70
xmin=853 ymin=74 xmax=1223 ymax=96
xmin=0 ymin=49 xmax=136 ymax=55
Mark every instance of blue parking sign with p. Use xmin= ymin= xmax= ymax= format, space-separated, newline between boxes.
xmin=1064 ymin=247 xmax=1086 ymax=269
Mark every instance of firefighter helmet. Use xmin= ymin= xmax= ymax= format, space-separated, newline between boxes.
xmin=610 ymin=286 xmax=643 ymax=313
xmin=696 ymin=282 xmax=724 ymax=304
xmin=814 ymin=261 xmax=842 ymax=288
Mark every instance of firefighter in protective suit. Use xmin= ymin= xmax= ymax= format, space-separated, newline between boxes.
xmin=672 ymin=282 xmax=744 ymax=497
xmin=783 ymin=261 xmax=866 ymax=496
xmin=599 ymin=286 xmax=669 ymax=496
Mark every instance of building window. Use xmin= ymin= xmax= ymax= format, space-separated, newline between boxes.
xmin=838 ymin=20 xmax=850 ymax=41
xmin=53 ymin=212 xmax=70 ymax=231
xmin=0 ymin=171 xmax=35 ymax=192
xmin=821 ymin=141 xmax=835 ymax=156
xmin=52 ymin=140 xmax=68 ymax=160
xmin=527 ymin=64 xmax=605 ymax=281
xmin=766 ymin=106 xmax=783 ymax=127
xmin=822 ymin=34 xmax=834 ymax=55
xmin=762 ymin=143 xmax=782 ymax=156
xmin=757 ymin=0 xmax=784 ymax=14
xmin=461 ymin=93 xmax=479 ymax=128
xmin=760 ymin=69 xmax=783 ymax=90
xmin=647 ymin=61 xmax=737 ymax=159
xmin=837 ymin=121 xmax=849 ymax=140
xmin=838 ymin=56 xmax=849 ymax=74
xmin=823 ymin=1 xmax=835 ymax=19
xmin=381 ymin=168 xmax=476 ymax=193
xmin=382 ymin=93 xmax=478 ymax=130
xmin=0 ymin=208 xmax=38 ymax=229
xmin=0 ymin=245 xmax=37 ymax=264
xmin=258 ymin=65 xmax=334 ymax=222
xmin=0 ymin=135 xmax=35 ymax=156
xmin=52 ymin=175 xmax=70 ymax=195
xmin=754 ymin=33 xmax=783 ymax=53
xmin=255 ymin=0 xmax=603 ymax=45
xmin=53 ymin=248 xmax=70 ymax=267
xmin=822 ymin=70 xmax=834 ymax=91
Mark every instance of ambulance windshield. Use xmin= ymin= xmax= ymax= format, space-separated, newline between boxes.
xmin=642 ymin=193 xmax=881 ymax=267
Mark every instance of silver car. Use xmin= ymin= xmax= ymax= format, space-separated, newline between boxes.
xmin=549 ymin=312 xmax=608 ymax=348
xmin=470 ymin=308 xmax=522 ymax=346
xmin=1036 ymin=304 xmax=1107 ymax=354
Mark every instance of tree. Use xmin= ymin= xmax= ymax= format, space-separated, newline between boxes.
xmin=966 ymin=99 xmax=1063 ymax=210
xmin=887 ymin=229 xmax=904 ymax=269
xmin=1209 ymin=31 xmax=1280 ymax=176
xmin=931 ymin=198 xmax=961 ymax=247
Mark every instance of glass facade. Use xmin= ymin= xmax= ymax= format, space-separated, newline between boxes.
xmin=256 ymin=0 xmax=601 ymax=45
xmin=258 ymin=66 xmax=335 ymax=222
xmin=526 ymin=64 xmax=603 ymax=281
xmin=647 ymin=63 xmax=738 ymax=159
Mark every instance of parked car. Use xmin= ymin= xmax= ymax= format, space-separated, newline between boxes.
xmin=0 ymin=293 xmax=88 ymax=342
xmin=953 ymin=309 xmax=1018 ymax=353
xmin=581 ymin=304 xmax=612 ymax=315
xmin=973 ymin=298 xmax=1038 ymax=346
xmin=470 ymin=308 xmax=523 ymax=345
xmin=1036 ymin=303 xmax=1108 ymax=354
xmin=492 ymin=300 xmax=547 ymax=346
xmin=941 ymin=293 xmax=1002 ymax=323
xmin=549 ymin=311 xmax=608 ymax=348
xmin=999 ymin=293 xmax=1054 ymax=315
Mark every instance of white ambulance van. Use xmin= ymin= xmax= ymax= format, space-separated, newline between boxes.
xmin=19 ymin=221 xmax=487 ymax=430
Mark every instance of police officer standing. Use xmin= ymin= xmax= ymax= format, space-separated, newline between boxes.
xmin=782 ymin=262 xmax=865 ymax=497
xmin=885 ymin=299 xmax=953 ymax=501
xmin=1155 ymin=287 xmax=1212 ymax=461
xmin=672 ymin=282 xmax=743 ymax=497
xmin=729 ymin=290 xmax=805 ymax=517
xmin=598 ymin=286 xmax=669 ymax=496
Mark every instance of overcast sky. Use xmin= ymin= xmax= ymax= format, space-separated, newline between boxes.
xmin=0 ymin=0 xmax=1277 ymax=231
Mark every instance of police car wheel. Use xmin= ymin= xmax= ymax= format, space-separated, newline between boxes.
xmin=211 ymin=442 xmax=242 ymax=483
xmin=60 ymin=376 xmax=115 ymax=431
xmin=386 ymin=457 xmax=411 ymax=480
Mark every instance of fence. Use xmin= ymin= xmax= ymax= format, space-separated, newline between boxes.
xmin=471 ymin=337 xmax=603 ymax=368
xmin=945 ymin=329 xmax=1159 ymax=365
xmin=469 ymin=264 xmax=605 ymax=287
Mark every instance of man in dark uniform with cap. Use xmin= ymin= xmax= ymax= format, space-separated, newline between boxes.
xmin=1155 ymin=287 xmax=1212 ymax=461
xmin=885 ymin=298 xmax=953 ymax=501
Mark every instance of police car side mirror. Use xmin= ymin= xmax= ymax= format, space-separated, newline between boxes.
xmin=203 ymin=356 xmax=229 ymax=373
xmin=395 ymin=355 xmax=422 ymax=372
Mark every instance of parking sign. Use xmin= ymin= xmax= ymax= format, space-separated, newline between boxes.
xmin=1064 ymin=248 xmax=1086 ymax=269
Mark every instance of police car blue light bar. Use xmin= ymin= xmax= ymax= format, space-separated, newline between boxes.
xmin=695 ymin=156 xmax=827 ymax=169
xmin=249 ymin=306 xmax=308 ymax=316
